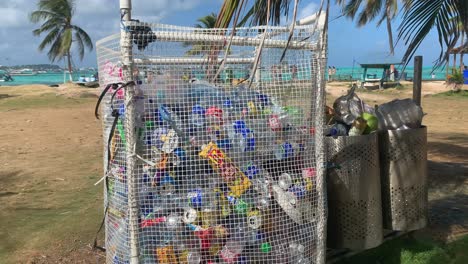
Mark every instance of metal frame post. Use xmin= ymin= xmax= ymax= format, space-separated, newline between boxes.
xmin=120 ymin=0 xmax=140 ymax=263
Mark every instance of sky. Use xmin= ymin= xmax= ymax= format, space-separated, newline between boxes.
xmin=0 ymin=0 xmax=446 ymax=68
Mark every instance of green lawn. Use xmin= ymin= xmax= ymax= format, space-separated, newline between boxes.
xmin=337 ymin=235 xmax=468 ymax=264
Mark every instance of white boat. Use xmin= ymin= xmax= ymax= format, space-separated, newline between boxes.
xmin=9 ymin=69 xmax=38 ymax=76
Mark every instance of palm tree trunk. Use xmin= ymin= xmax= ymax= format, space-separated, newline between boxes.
xmin=460 ymin=33 xmax=465 ymax=71
xmin=67 ymin=51 xmax=73 ymax=82
xmin=386 ymin=6 xmax=395 ymax=55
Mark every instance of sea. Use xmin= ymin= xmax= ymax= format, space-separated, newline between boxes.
xmin=1 ymin=66 xmax=446 ymax=86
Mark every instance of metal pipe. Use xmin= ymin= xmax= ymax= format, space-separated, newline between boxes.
xmin=133 ymin=57 xmax=254 ymax=65
xmin=120 ymin=0 xmax=140 ymax=263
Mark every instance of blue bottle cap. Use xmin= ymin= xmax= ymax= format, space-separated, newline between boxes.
xmin=283 ymin=142 xmax=294 ymax=158
xmin=289 ymin=184 xmax=306 ymax=198
xmin=192 ymin=105 xmax=206 ymax=115
xmin=216 ymin=139 xmax=232 ymax=150
xmin=233 ymin=120 xmax=246 ymax=133
xmin=160 ymin=173 xmax=174 ymax=184
xmin=244 ymin=164 xmax=259 ymax=179
xmin=224 ymin=99 xmax=233 ymax=108
xmin=188 ymin=189 xmax=203 ymax=208
xmin=256 ymin=93 xmax=268 ymax=106
xmin=118 ymin=104 xmax=125 ymax=117
xmin=174 ymin=147 xmax=186 ymax=161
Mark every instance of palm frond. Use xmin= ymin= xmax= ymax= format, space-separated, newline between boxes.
xmin=74 ymin=31 xmax=85 ymax=60
xmin=47 ymin=31 xmax=64 ymax=62
xmin=71 ymin=25 xmax=93 ymax=50
xmin=30 ymin=10 xmax=59 ymax=23
xmin=38 ymin=28 xmax=61 ymax=51
xmin=398 ymin=0 xmax=460 ymax=66
xmin=60 ymin=28 xmax=73 ymax=56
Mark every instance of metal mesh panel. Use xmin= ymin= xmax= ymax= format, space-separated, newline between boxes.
xmin=325 ymin=134 xmax=383 ymax=250
xmin=379 ymin=127 xmax=428 ymax=231
xmin=97 ymin=19 xmax=327 ymax=264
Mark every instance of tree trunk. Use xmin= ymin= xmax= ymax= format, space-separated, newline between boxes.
xmin=386 ymin=6 xmax=394 ymax=55
xmin=67 ymin=51 xmax=73 ymax=82
xmin=460 ymin=33 xmax=465 ymax=71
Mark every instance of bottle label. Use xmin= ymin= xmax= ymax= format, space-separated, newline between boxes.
xmin=200 ymin=142 xmax=251 ymax=197
xmin=155 ymin=246 xmax=177 ymax=264
xmin=220 ymin=247 xmax=239 ymax=263
xmin=268 ymin=115 xmax=282 ymax=131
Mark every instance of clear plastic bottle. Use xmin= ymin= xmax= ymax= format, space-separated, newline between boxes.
xmin=348 ymin=117 xmax=367 ymax=136
xmin=219 ymin=222 xmax=249 ymax=263
xmin=273 ymin=142 xmax=302 ymax=160
xmin=191 ymin=105 xmax=206 ymax=127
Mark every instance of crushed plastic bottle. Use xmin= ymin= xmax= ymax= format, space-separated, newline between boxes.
xmin=375 ymin=98 xmax=424 ymax=130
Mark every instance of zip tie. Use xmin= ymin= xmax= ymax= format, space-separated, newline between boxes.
xmin=94 ymin=174 xmax=107 ymax=186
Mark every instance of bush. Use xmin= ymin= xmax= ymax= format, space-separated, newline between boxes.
xmin=447 ymin=68 xmax=464 ymax=84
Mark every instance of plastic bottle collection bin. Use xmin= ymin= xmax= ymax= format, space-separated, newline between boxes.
xmin=96 ymin=20 xmax=329 ymax=264
xmin=325 ymin=133 xmax=383 ymax=250
xmin=379 ymin=126 xmax=428 ymax=231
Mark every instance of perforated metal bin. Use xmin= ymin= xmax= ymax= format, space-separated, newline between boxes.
xmin=379 ymin=126 xmax=428 ymax=231
xmin=326 ymin=133 xmax=383 ymax=250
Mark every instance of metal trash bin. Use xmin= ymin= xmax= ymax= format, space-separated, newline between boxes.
xmin=379 ymin=126 xmax=428 ymax=231
xmin=326 ymin=133 xmax=383 ymax=250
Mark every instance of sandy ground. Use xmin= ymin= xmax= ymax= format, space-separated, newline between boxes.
xmin=0 ymin=81 xmax=467 ymax=263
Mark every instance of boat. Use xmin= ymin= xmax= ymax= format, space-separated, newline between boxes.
xmin=9 ymin=68 xmax=38 ymax=76
xmin=0 ymin=70 xmax=14 ymax=82
xmin=37 ymin=70 xmax=48 ymax=74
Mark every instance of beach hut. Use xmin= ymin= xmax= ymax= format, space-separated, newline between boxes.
xmin=357 ymin=56 xmax=402 ymax=89
xmin=95 ymin=1 xmax=329 ymax=263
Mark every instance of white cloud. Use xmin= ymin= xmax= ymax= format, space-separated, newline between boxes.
xmin=299 ymin=2 xmax=318 ymax=20
xmin=0 ymin=7 xmax=29 ymax=28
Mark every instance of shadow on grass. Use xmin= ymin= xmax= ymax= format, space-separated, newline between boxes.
xmin=333 ymin=194 xmax=468 ymax=264
xmin=336 ymin=234 xmax=468 ymax=264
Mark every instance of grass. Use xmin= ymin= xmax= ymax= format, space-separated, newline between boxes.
xmin=0 ymin=92 xmax=95 ymax=111
xmin=337 ymin=234 xmax=468 ymax=264
xmin=433 ymin=90 xmax=468 ymax=99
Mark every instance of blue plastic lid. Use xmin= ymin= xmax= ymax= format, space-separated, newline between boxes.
xmin=233 ymin=120 xmax=246 ymax=133
xmin=224 ymin=99 xmax=233 ymax=108
xmin=192 ymin=105 xmax=206 ymax=115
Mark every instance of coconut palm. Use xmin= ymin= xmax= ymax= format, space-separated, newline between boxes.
xmin=335 ymin=0 xmax=398 ymax=55
xmin=216 ymin=0 xmax=293 ymax=28
xmin=30 ymin=0 xmax=93 ymax=78
xmin=398 ymin=0 xmax=468 ymax=67
xmin=184 ymin=13 xmax=217 ymax=55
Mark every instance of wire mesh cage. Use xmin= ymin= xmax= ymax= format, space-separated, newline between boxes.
xmin=96 ymin=14 xmax=327 ymax=263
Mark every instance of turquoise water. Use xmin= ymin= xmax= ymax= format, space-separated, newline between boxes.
xmin=331 ymin=66 xmax=447 ymax=81
xmin=1 ymin=66 xmax=446 ymax=86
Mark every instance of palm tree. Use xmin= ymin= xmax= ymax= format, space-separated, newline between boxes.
xmin=30 ymin=0 xmax=93 ymax=80
xmin=398 ymin=0 xmax=468 ymax=67
xmin=336 ymin=0 xmax=398 ymax=55
xmin=183 ymin=13 xmax=217 ymax=55
xmin=216 ymin=0 xmax=293 ymax=28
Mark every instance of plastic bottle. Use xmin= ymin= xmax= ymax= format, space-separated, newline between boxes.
xmin=191 ymin=105 xmax=206 ymax=127
xmin=348 ymin=117 xmax=367 ymax=136
xmin=273 ymin=142 xmax=302 ymax=160
xmin=219 ymin=222 xmax=249 ymax=263
xmin=375 ymin=98 xmax=424 ymax=130
xmin=327 ymin=123 xmax=348 ymax=137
